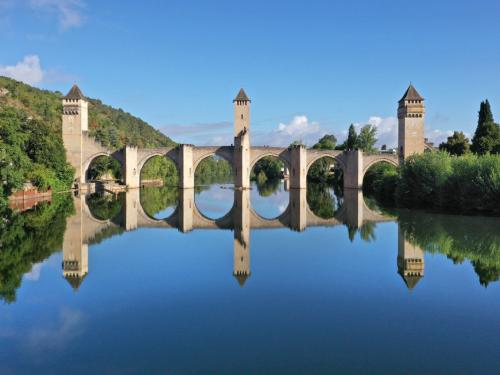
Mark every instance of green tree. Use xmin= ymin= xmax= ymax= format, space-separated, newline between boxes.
xmin=356 ymin=124 xmax=377 ymax=152
xmin=471 ymin=100 xmax=500 ymax=155
xmin=312 ymin=134 xmax=337 ymax=150
xmin=345 ymin=124 xmax=358 ymax=151
xmin=251 ymin=156 xmax=283 ymax=180
xmin=439 ymin=131 xmax=470 ymax=155
xmin=289 ymin=140 xmax=305 ymax=147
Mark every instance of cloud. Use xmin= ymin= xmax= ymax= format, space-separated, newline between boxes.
xmin=353 ymin=115 xmax=458 ymax=148
xmin=253 ymin=115 xmax=323 ymax=147
xmin=0 ymin=55 xmax=44 ymax=85
xmin=365 ymin=116 xmax=398 ymax=148
xmin=0 ymin=54 xmax=75 ymax=86
xmin=30 ymin=0 xmax=86 ymax=30
xmin=27 ymin=307 xmax=84 ymax=351
xmin=24 ymin=262 xmax=43 ymax=281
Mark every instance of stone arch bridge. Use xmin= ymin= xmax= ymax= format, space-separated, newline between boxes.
xmin=62 ymin=86 xmax=408 ymax=191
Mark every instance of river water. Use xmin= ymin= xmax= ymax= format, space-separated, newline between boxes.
xmin=0 ymin=181 xmax=499 ymax=374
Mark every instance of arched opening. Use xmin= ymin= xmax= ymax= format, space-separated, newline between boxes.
xmin=140 ymin=187 xmax=178 ymax=220
xmin=194 ymin=155 xmax=234 ymax=219
xmin=250 ymin=155 xmax=289 ymax=219
xmin=139 ymin=155 xmax=179 ymax=220
xmin=306 ymin=157 xmax=343 ymax=219
xmin=362 ymin=161 xmax=398 ymax=206
xmin=140 ymin=155 xmax=179 ymax=187
xmin=86 ymin=192 xmax=123 ymax=221
xmin=86 ymin=155 xmax=122 ymax=183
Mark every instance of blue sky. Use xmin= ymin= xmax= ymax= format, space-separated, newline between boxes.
xmin=1 ymin=0 xmax=499 ymax=147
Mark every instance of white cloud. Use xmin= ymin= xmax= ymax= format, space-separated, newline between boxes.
xmin=0 ymin=54 xmax=75 ymax=85
xmin=27 ymin=307 xmax=84 ymax=351
xmin=24 ymin=262 xmax=43 ymax=281
xmin=0 ymin=55 xmax=44 ymax=85
xmin=366 ymin=116 xmax=398 ymax=148
xmin=30 ymin=0 xmax=86 ymax=30
xmin=254 ymin=115 xmax=323 ymax=147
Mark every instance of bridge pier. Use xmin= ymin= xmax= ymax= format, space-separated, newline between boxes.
xmin=124 ymin=188 xmax=139 ymax=231
xmin=178 ymin=188 xmax=194 ymax=232
xmin=290 ymin=145 xmax=307 ymax=189
xmin=290 ymin=188 xmax=307 ymax=231
xmin=124 ymin=146 xmax=140 ymax=189
xmin=343 ymin=188 xmax=364 ymax=228
xmin=343 ymin=150 xmax=363 ymax=189
xmin=179 ymin=145 xmax=194 ymax=189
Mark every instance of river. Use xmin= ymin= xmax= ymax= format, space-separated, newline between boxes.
xmin=0 ymin=181 xmax=499 ymax=374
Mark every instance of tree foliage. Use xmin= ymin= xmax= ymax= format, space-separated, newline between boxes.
xmin=471 ymin=100 xmax=500 ymax=155
xmin=0 ymin=194 xmax=74 ymax=303
xmin=194 ymin=156 xmax=233 ymax=185
xmin=439 ymin=131 xmax=470 ymax=156
xmin=141 ymin=156 xmax=179 ymax=186
xmin=251 ymin=156 xmax=284 ymax=180
xmin=312 ymin=134 xmax=337 ymax=150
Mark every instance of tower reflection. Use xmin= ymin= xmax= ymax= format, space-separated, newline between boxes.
xmin=62 ymin=187 xmax=423 ymax=290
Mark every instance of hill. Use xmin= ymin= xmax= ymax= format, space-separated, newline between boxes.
xmin=0 ymin=76 xmax=175 ymax=149
xmin=0 ymin=76 xmax=176 ymax=205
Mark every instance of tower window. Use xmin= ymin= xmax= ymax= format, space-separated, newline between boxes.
xmin=241 ymin=114 xmax=244 ymax=119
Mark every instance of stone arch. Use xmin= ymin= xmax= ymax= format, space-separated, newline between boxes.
xmin=137 ymin=152 xmax=180 ymax=185
xmin=82 ymin=152 xmax=124 ymax=183
xmin=192 ymin=147 xmax=234 ymax=172
xmin=361 ymin=157 xmax=399 ymax=179
xmin=249 ymin=150 xmax=291 ymax=175
xmin=306 ymin=153 xmax=346 ymax=176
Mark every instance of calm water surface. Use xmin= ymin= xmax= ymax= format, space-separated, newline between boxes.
xmin=0 ymin=181 xmax=499 ymax=374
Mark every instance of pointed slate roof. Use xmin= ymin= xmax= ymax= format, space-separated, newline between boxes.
xmin=64 ymin=84 xmax=85 ymax=100
xmin=399 ymin=84 xmax=423 ymax=102
xmin=64 ymin=273 xmax=87 ymax=290
xmin=399 ymin=272 xmax=423 ymax=290
xmin=233 ymin=273 xmax=250 ymax=287
xmin=233 ymin=88 xmax=251 ymax=102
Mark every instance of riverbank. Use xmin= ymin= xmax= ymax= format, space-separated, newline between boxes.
xmin=364 ymin=152 xmax=500 ymax=216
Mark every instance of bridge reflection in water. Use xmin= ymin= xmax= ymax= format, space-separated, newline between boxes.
xmin=62 ymin=188 xmax=424 ymax=289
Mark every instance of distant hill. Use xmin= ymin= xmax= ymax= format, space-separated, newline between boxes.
xmin=0 ymin=76 xmax=175 ymax=149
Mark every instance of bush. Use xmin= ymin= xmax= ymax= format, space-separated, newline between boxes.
xmin=395 ymin=152 xmax=500 ymax=214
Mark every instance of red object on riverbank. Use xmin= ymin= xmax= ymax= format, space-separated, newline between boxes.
xmin=8 ymin=186 xmax=52 ymax=212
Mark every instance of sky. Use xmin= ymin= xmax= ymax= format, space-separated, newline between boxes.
xmin=1 ymin=0 xmax=499 ymax=147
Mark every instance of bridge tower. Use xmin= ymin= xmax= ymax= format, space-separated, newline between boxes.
xmin=62 ymin=194 xmax=88 ymax=290
xmin=62 ymin=85 xmax=88 ymax=186
xmin=398 ymin=84 xmax=425 ymax=160
xmin=397 ymin=226 xmax=424 ymax=290
xmin=233 ymin=89 xmax=251 ymax=189
xmin=233 ymin=189 xmax=251 ymax=286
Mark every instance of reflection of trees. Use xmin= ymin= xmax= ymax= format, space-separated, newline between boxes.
xmin=306 ymin=182 xmax=341 ymax=219
xmin=345 ymin=222 xmax=377 ymax=243
xmin=307 ymin=157 xmax=343 ymax=192
xmin=87 ymin=156 xmax=122 ymax=181
xmin=195 ymin=157 xmax=233 ymax=186
xmin=140 ymin=187 xmax=178 ymax=217
xmin=255 ymin=178 xmax=281 ymax=197
xmin=141 ymin=156 xmax=179 ymax=186
xmin=86 ymin=192 xmax=123 ymax=221
xmin=0 ymin=194 xmax=74 ymax=303
xmin=399 ymin=211 xmax=500 ymax=286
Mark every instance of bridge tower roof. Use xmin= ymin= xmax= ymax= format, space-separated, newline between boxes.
xmin=399 ymin=84 xmax=423 ymax=103
xmin=233 ymin=88 xmax=251 ymax=102
xmin=399 ymin=272 xmax=423 ymax=290
xmin=234 ymin=273 xmax=250 ymax=287
xmin=64 ymin=273 xmax=87 ymax=290
xmin=64 ymin=84 xmax=85 ymax=100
